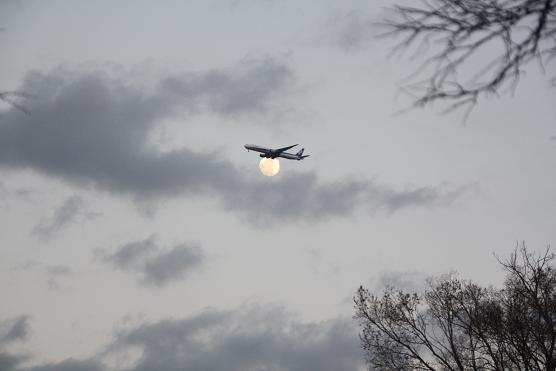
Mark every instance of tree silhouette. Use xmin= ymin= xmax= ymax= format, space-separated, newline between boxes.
xmin=383 ymin=0 xmax=556 ymax=115
xmin=355 ymin=245 xmax=556 ymax=370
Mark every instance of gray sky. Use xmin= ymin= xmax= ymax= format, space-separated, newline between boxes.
xmin=0 ymin=0 xmax=554 ymax=370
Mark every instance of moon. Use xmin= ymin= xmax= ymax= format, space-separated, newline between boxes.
xmin=259 ymin=158 xmax=280 ymax=176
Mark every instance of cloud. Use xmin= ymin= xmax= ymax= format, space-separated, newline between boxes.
xmin=0 ymin=182 xmax=32 ymax=209
xmin=140 ymin=245 xmax=204 ymax=287
xmin=0 ymin=305 xmax=365 ymax=371
xmin=161 ymin=57 xmax=294 ymax=118
xmin=8 ymin=261 xmax=73 ymax=290
xmin=326 ymin=11 xmax=376 ymax=51
xmin=0 ymin=339 xmax=101 ymax=371
xmin=0 ymin=183 xmax=7 ymax=208
xmin=0 ymin=64 xmax=465 ymax=223
xmin=0 ymin=353 xmax=26 ymax=371
xmin=97 ymin=236 xmax=204 ymax=287
xmin=222 ymin=173 xmax=467 ymax=224
xmin=32 ymin=196 xmax=99 ymax=240
xmin=0 ymin=317 xmax=103 ymax=371
xmin=107 ymin=304 xmax=365 ymax=371
xmin=11 ymin=359 xmax=104 ymax=371
xmin=0 ymin=61 xmax=293 ymax=199
xmin=98 ymin=236 xmax=157 ymax=271
xmin=0 ymin=316 xmax=31 ymax=345
xmin=45 ymin=265 xmax=72 ymax=290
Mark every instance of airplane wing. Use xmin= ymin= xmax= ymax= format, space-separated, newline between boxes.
xmin=274 ymin=144 xmax=298 ymax=154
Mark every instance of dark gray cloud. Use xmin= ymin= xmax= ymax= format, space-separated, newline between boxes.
xmin=97 ymin=236 xmax=204 ymax=287
xmin=0 ymin=61 xmax=291 ymax=199
xmin=0 ymin=353 xmax=26 ymax=371
xmin=0 ymin=305 xmax=364 ymax=371
xmin=141 ymin=245 xmax=204 ymax=287
xmin=32 ymin=196 xmax=99 ymax=240
xmin=107 ymin=305 xmax=364 ymax=371
xmin=0 ymin=65 xmax=465 ymax=223
xmin=98 ymin=236 xmax=157 ymax=271
xmin=222 ymin=173 xmax=467 ymax=225
xmin=0 ymin=317 xmax=103 ymax=371
xmin=0 ymin=316 xmax=31 ymax=345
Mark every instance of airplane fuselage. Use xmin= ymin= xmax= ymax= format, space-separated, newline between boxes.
xmin=244 ymin=144 xmax=274 ymax=157
xmin=244 ymin=144 xmax=309 ymax=161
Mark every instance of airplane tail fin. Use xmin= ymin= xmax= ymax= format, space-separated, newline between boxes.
xmin=296 ymin=148 xmax=309 ymax=160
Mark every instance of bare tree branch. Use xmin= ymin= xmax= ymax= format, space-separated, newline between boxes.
xmin=383 ymin=0 xmax=556 ymax=114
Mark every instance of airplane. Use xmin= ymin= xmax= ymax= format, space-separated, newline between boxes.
xmin=244 ymin=143 xmax=310 ymax=160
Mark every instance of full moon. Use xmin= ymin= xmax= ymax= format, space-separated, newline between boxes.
xmin=259 ymin=158 xmax=280 ymax=176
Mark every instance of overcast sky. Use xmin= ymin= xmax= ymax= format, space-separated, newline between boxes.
xmin=0 ymin=1 xmax=555 ymax=370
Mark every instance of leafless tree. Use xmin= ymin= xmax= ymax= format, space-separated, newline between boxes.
xmin=354 ymin=244 xmax=556 ymax=370
xmin=383 ymin=0 xmax=556 ymax=116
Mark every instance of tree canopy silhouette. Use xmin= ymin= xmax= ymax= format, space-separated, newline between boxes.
xmin=355 ymin=245 xmax=556 ymax=370
xmin=383 ymin=0 xmax=556 ymax=115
